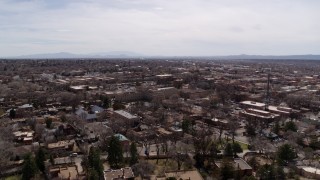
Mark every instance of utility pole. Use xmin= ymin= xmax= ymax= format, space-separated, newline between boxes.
xmin=264 ymin=68 xmax=271 ymax=111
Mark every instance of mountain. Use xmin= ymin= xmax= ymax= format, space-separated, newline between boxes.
xmin=5 ymin=51 xmax=143 ymax=59
xmin=2 ymin=53 xmax=320 ymax=60
xmin=212 ymin=54 xmax=320 ymax=60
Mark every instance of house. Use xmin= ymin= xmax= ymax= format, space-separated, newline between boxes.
xmin=75 ymin=107 xmax=97 ymax=121
xmin=13 ymin=130 xmax=34 ymax=145
xmin=91 ymin=105 xmax=104 ymax=114
xmin=49 ymin=165 xmax=80 ymax=180
xmin=47 ymin=140 xmax=76 ymax=155
xmin=113 ymin=110 xmax=139 ymax=127
xmin=215 ymin=158 xmax=253 ymax=177
xmin=114 ymin=134 xmax=130 ymax=148
xmin=104 ymin=167 xmax=135 ymax=180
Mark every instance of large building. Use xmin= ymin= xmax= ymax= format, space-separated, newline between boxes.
xmin=113 ymin=110 xmax=139 ymax=126
xmin=239 ymin=101 xmax=299 ymax=121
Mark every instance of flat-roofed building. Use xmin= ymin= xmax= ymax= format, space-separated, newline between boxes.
xmin=240 ymin=101 xmax=265 ymax=110
xmin=240 ymin=108 xmax=279 ymax=122
xmin=113 ymin=110 xmax=139 ymax=127
xmin=215 ymin=158 xmax=253 ymax=177
xmin=104 ymin=167 xmax=134 ymax=180
xmin=47 ymin=140 xmax=75 ymax=155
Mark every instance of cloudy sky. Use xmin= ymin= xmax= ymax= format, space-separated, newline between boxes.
xmin=0 ymin=0 xmax=319 ymax=56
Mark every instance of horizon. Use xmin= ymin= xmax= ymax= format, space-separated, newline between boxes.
xmin=1 ymin=0 xmax=319 ymax=56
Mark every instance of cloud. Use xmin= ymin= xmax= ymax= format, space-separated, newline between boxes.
xmin=0 ymin=0 xmax=319 ymax=56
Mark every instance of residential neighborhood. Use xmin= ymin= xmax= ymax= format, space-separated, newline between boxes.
xmin=0 ymin=59 xmax=320 ymax=179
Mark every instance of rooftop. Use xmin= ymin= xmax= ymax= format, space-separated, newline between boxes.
xmin=114 ymin=110 xmax=138 ymax=119
xmin=240 ymin=101 xmax=265 ymax=107
xmin=104 ymin=167 xmax=134 ymax=179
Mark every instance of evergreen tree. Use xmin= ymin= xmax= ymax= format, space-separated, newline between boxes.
xmin=129 ymin=142 xmax=139 ymax=165
xmin=22 ymin=154 xmax=38 ymax=180
xmin=45 ymin=118 xmax=52 ymax=129
xmin=257 ymin=164 xmax=285 ymax=180
xmin=224 ymin=143 xmax=234 ymax=157
xmin=35 ymin=147 xmax=46 ymax=172
xmin=9 ymin=108 xmax=16 ymax=119
xmin=107 ymin=136 xmax=124 ymax=168
xmin=277 ymin=144 xmax=295 ymax=165
xmin=220 ymin=159 xmax=235 ymax=180
xmin=181 ymin=119 xmax=191 ymax=134
xmin=284 ymin=121 xmax=297 ymax=132
xmin=88 ymin=147 xmax=104 ymax=178
xmin=88 ymin=168 xmax=99 ymax=180
xmin=273 ymin=121 xmax=280 ymax=134
xmin=102 ymin=96 xmax=111 ymax=108
xmin=257 ymin=164 xmax=275 ymax=180
xmin=232 ymin=142 xmax=243 ymax=157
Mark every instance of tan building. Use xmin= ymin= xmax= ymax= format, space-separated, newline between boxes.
xmin=104 ymin=167 xmax=134 ymax=180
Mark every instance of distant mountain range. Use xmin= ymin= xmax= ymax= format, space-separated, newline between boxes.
xmin=2 ymin=52 xmax=320 ymax=60
xmin=210 ymin=54 xmax=320 ymax=60
xmin=4 ymin=51 xmax=143 ymax=59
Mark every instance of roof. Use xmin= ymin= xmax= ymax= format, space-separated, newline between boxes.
xmin=86 ymin=113 xmax=97 ymax=120
xmin=114 ymin=134 xmax=129 ymax=141
xmin=47 ymin=140 xmax=74 ymax=149
xmin=114 ymin=110 xmax=137 ymax=119
xmin=234 ymin=158 xmax=252 ymax=170
xmin=216 ymin=158 xmax=252 ymax=171
xmin=301 ymin=166 xmax=320 ymax=175
xmin=240 ymin=101 xmax=265 ymax=107
xmin=91 ymin=105 xmax=104 ymax=113
xmin=104 ymin=167 xmax=134 ymax=179
xmin=19 ymin=104 xmax=33 ymax=109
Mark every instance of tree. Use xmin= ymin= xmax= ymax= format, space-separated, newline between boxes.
xmin=284 ymin=121 xmax=297 ymax=132
xmin=277 ymin=144 xmax=295 ymax=165
xmin=88 ymin=147 xmax=104 ymax=178
xmin=257 ymin=164 xmax=285 ymax=180
xmin=220 ymin=159 xmax=235 ymax=180
xmin=107 ymin=136 xmax=124 ymax=168
xmin=273 ymin=121 xmax=280 ymax=134
xmin=113 ymin=101 xmax=125 ymax=110
xmin=181 ymin=119 xmax=191 ymax=134
xmin=257 ymin=164 xmax=275 ymax=180
xmin=101 ymin=96 xmax=111 ymax=108
xmin=45 ymin=118 xmax=52 ymax=129
xmin=88 ymin=168 xmax=99 ymax=180
xmin=60 ymin=113 xmax=67 ymax=122
xmin=9 ymin=108 xmax=16 ymax=119
xmin=224 ymin=143 xmax=233 ymax=157
xmin=132 ymin=161 xmax=155 ymax=179
xmin=245 ymin=123 xmax=256 ymax=137
xmin=232 ymin=142 xmax=243 ymax=157
xmin=22 ymin=154 xmax=38 ymax=180
xmin=129 ymin=142 xmax=139 ymax=165
xmin=35 ymin=147 xmax=46 ymax=172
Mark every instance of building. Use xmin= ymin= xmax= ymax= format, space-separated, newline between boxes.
xmin=114 ymin=133 xmax=130 ymax=148
xmin=239 ymin=108 xmax=279 ymax=122
xmin=240 ymin=101 xmax=265 ymax=110
xmin=47 ymin=140 xmax=75 ymax=155
xmin=104 ymin=167 xmax=135 ymax=180
xmin=215 ymin=158 xmax=253 ymax=177
xmin=113 ymin=110 xmax=139 ymax=127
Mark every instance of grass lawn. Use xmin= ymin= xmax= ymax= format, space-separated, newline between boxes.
xmin=221 ymin=139 xmax=249 ymax=150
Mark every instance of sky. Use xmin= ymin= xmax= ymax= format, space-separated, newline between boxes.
xmin=0 ymin=0 xmax=319 ymax=56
